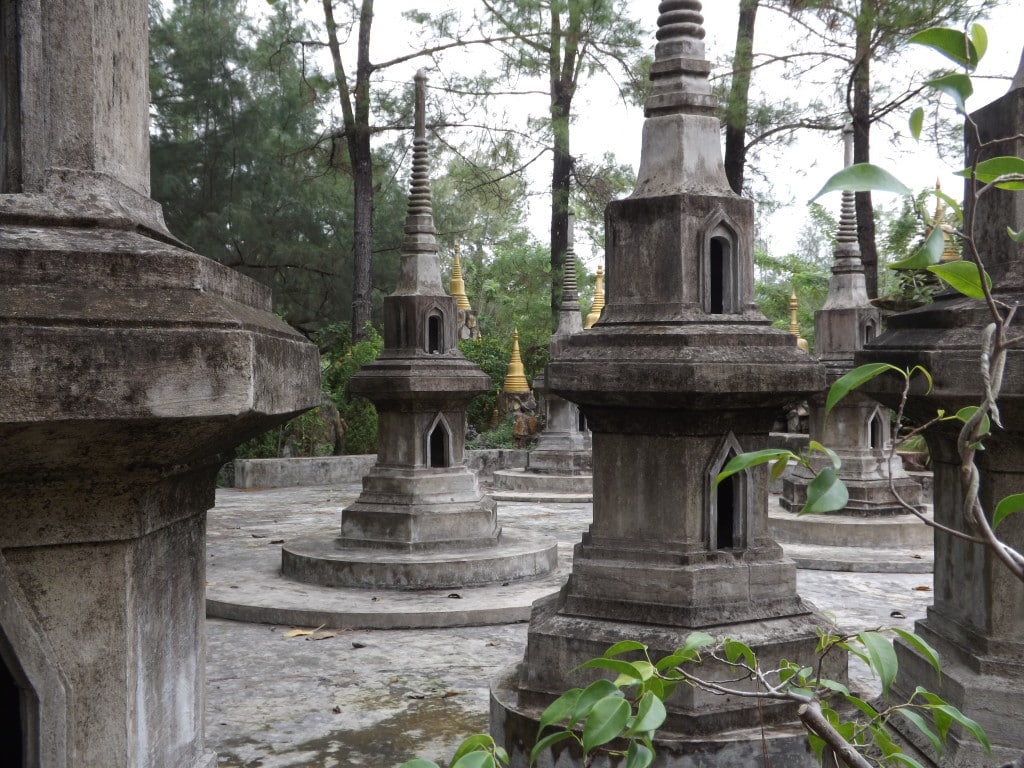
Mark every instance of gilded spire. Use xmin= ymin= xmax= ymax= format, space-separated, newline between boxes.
xmin=927 ymin=180 xmax=960 ymax=262
xmin=584 ymin=265 xmax=605 ymax=329
xmin=393 ymin=69 xmax=443 ymax=295
xmin=450 ymin=242 xmax=472 ymax=310
xmin=789 ymin=289 xmax=809 ymax=353
xmin=502 ymin=329 xmax=531 ymax=393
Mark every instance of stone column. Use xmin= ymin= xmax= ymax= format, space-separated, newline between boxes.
xmin=0 ymin=3 xmax=321 ymax=766
xmin=858 ymin=56 xmax=1024 ymax=766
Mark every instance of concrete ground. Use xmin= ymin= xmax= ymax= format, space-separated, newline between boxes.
xmin=205 ymin=484 xmax=936 ymax=768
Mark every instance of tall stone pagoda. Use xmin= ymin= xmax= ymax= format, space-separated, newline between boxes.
xmin=858 ymin=51 xmax=1024 ymax=766
xmin=282 ymin=72 xmax=556 ymax=590
xmin=492 ymin=3 xmax=843 ymax=764
xmin=0 ymin=1 xmax=320 ymax=765
xmin=781 ymin=126 xmax=924 ymax=516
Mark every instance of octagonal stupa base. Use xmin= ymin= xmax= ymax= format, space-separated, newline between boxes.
xmin=281 ymin=528 xmax=557 ymax=589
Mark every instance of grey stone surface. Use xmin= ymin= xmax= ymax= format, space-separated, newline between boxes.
xmin=857 ymin=76 xmax=1024 ymax=766
xmin=203 ymin=485 xmax=938 ymax=768
xmin=0 ymin=4 xmax=320 ymax=766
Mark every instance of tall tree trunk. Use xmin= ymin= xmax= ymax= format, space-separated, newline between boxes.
xmin=550 ymin=94 xmax=572 ymax=328
xmin=852 ymin=6 xmax=878 ymax=299
xmin=324 ymin=0 xmax=374 ymax=342
xmin=724 ymin=0 xmax=758 ymax=196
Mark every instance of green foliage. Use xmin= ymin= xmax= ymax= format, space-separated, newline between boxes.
xmin=319 ymin=323 xmax=384 ymax=455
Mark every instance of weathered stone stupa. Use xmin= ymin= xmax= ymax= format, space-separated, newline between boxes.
xmin=858 ymin=53 xmax=1024 ymax=766
xmin=493 ymin=218 xmax=592 ymax=497
xmin=1 ymin=2 xmax=320 ymax=765
xmin=492 ymin=3 xmax=843 ymax=764
xmin=781 ymin=127 xmax=924 ymax=517
xmin=282 ymin=72 xmax=556 ymax=590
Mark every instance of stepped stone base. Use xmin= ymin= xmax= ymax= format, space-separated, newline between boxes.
xmin=281 ymin=528 xmax=557 ymax=589
xmin=492 ymin=469 xmax=593 ymax=495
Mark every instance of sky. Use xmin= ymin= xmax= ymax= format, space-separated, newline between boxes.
xmin=309 ymin=1 xmax=1024 ymax=264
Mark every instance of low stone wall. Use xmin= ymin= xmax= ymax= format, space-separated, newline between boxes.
xmin=233 ymin=449 xmax=529 ymax=489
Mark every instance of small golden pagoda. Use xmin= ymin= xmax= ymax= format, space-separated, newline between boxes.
xmin=450 ymin=242 xmax=472 ymax=310
xmin=502 ymin=329 xmax=531 ymax=393
xmin=584 ymin=265 xmax=605 ymax=329
xmin=925 ymin=180 xmax=961 ymax=262
xmin=789 ymin=289 xmax=809 ymax=353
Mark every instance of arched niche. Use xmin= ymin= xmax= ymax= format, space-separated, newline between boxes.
xmin=423 ymin=305 xmax=448 ymax=354
xmin=0 ymin=555 xmax=71 ymax=768
xmin=425 ymin=413 xmax=452 ymax=468
xmin=862 ymin=318 xmax=877 ymax=347
xmin=868 ymin=405 xmax=887 ymax=451
xmin=705 ymin=433 xmax=752 ymax=552
xmin=700 ymin=213 xmax=741 ymax=315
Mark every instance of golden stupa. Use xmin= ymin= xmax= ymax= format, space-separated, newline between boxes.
xmin=449 ymin=242 xmax=472 ymax=310
xmin=501 ymin=329 xmax=531 ymax=393
xmin=789 ymin=289 xmax=809 ymax=353
xmin=584 ymin=265 xmax=605 ymax=329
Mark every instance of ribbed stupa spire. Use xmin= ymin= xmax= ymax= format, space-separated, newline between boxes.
xmin=553 ymin=214 xmax=583 ymax=338
xmin=394 ymin=69 xmax=444 ymax=295
xmin=1012 ymin=45 xmax=1024 ymax=90
xmin=822 ymin=123 xmax=870 ymax=310
xmin=633 ymin=1 xmax=730 ymax=197
xmin=450 ymin=242 xmax=472 ymax=310
xmin=502 ymin=329 xmax=531 ymax=393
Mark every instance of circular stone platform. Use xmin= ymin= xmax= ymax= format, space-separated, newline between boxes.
xmin=281 ymin=529 xmax=557 ymax=589
xmin=490 ymin=470 xmax=593 ymax=502
xmin=768 ymin=494 xmax=934 ymax=573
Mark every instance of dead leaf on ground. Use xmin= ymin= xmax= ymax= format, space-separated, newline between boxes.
xmin=913 ymin=586 xmax=932 ymax=592
xmin=283 ymin=624 xmax=325 ymax=638
xmin=442 ymin=691 xmax=461 ymax=698
xmin=309 ymin=631 xmax=337 ymax=641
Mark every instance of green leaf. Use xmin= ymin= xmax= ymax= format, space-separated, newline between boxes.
xmin=909 ymin=27 xmax=979 ymax=69
xmin=800 ymin=467 xmax=849 ymax=514
xmin=625 ymin=691 xmax=667 ymax=736
xmin=872 ymin=721 xmax=901 ymax=757
xmin=818 ymin=678 xmax=851 ymax=697
xmin=529 ymin=731 xmax=574 ymax=766
xmin=935 ymin=704 xmax=991 ymax=752
xmin=572 ymin=680 xmax=622 ymax=722
xmin=954 ymin=406 xmax=991 ymax=437
xmin=580 ymin=658 xmax=644 ymax=682
xmin=624 ymin=742 xmax=654 ymax=768
xmin=892 ymin=629 xmax=941 ymax=679
xmin=581 ymin=697 xmax=631 ymax=754
xmin=810 ymin=163 xmax=911 ymax=202
xmin=809 ymin=440 xmax=841 ymax=470
xmin=896 ymin=708 xmax=944 ymax=756
xmin=538 ymin=689 xmax=581 ymax=732
xmin=927 ymin=261 xmax=991 ymax=299
xmin=680 ymin=632 xmax=716 ymax=655
xmin=909 ymin=107 xmax=924 ymax=140
xmin=826 ymin=363 xmax=904 ymax=416
xmin=723 ymin=639 xmax=756 ymax=669
xmin=1008 ymin=225 xmax=1024 ymax=243
xmin=993 ymin=493 xmax=1024 ymax=530
xmin=843 ymin=693 xmax=880 ymax=720
xmin=451 ymin=752 xmax=495 ymax=768
xmin=451 ymin=735 xmax=495 ymax=765
xmin=604 ymin=640 xmax=647 ymax=658
xmin=858 ymin=631 xmax=899 ymax=695
xmin=770 ymin=457 xmax=789 ymax=482
xmin=715 ymin=449 xmax=794 ymax=488
xmin=957 ymin=156 xmax=1024 ymax=190
xmin=495 ymin=746 xmax=509 ymax=765
xmin=399 ymin=761 xmax=439 ymax=768
xmin=926 ymin=72 xmax=973 ymax=113
xmin=890 ymin=223 xmax=946 ymax=270
xmin=890 ymin=753 xmax=929 ymax=768
xmin=971 ymin=24 xmax=988 ymax=60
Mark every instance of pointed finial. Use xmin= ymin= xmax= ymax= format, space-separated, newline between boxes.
xmin=585 ymin=266 xmax=605 ymax=329
xmin=394 ymin=69 xmax=443 ymax=294
xmin=821 ymin=122 xmax=870 ymax=310
xmin=1012 ymin=46 xmax=1024 ymax=90
xmin=562 ymin=213 xmax=580 ymax=310
xmin=502 ymin=329 xmax=531 ymax=393
xmin=645 ymin=1 xmax=714 ymax=118
xmin=450 ymin=242 xmax=472 ymax=310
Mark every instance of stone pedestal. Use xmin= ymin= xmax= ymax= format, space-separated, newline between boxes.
xmin=857 ymin=69 xmax=1024 ymax=766
xmin=0 ymin=4 xmax=321 ymax=766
